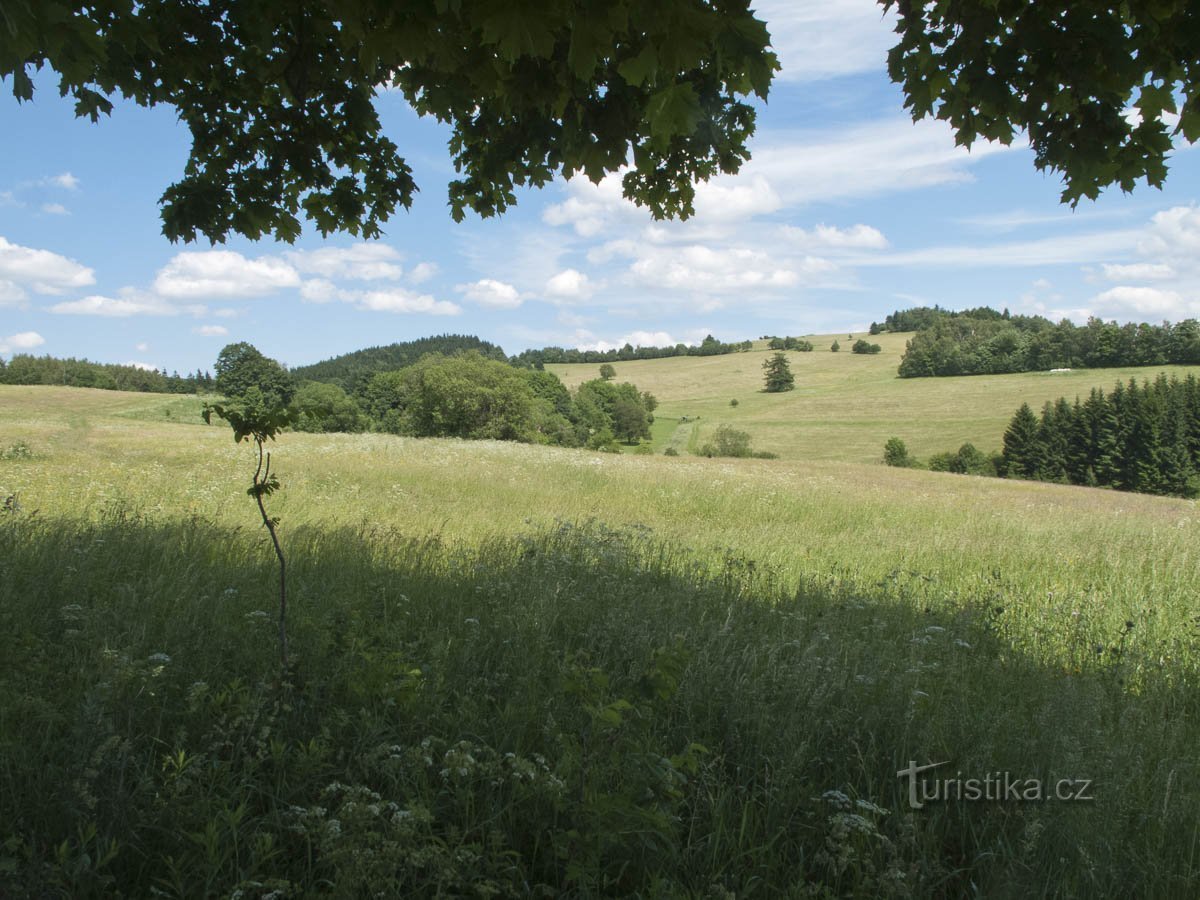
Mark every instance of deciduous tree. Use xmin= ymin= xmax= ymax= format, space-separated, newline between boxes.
xmin=1 ymin=1 xmax=777 ymax=242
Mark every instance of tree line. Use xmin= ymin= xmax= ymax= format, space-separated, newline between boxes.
xmin=510 ymin=334 xmax=752 ymax=368
xmin=0 ymin=354 xmax=213 ymax=393
xmin=874 ymin=306 xmax=1200 ymax=377
xmin=216 ymin=343 xmax=659 ymax=452
xmin=886 ymin=374 xmax=1200 ymax=498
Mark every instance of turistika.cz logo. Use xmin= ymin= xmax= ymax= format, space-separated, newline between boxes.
xmin=897 ymin=761 xmax=1094 ymax=810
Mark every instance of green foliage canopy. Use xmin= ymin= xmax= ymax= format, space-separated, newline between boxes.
xmin=885 ymin=0 xmax=1200 ymax=204
xmin=1 ymin=0 xmax=777 ymax=242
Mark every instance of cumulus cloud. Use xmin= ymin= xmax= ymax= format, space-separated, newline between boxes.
xmin=46 ymin=173 xmax=79 ymax=190
xmin=194 ymin=325 xmax=229 ymax=337
xmin=354 ymin=288 xmax=460 ymax=315
xmin=409 ymin=261 xmax=438 ymax=284
xmin=1091 ymin=286 xmax=1193 ymax=318
xmin=299 ymin=279 xmax=342 ymax=303
xmin=545 ymin=268 xmax=596 ymax=301
xmin=41 ymin=203 xmax=69 ymax=216
xmin=125 ymin=361 xmax=159 ymax=372
xmin=1100 ymin=262 xmax=1174 ymax=281
xmin=785 ymin=223 xmax=889 ymax=250
xmin=285 ymin=243 xmax=404 ymax=281
xmin=50 ymin=289 xmax=203 ymax=317
xmin=154 ymin=250 xmax=300 ymax=298
xmin=0 ymin=236 xmax=94 ymax=294
xmin=626 ymin=244 xmax=816 ymax=293
xmin=0 ymin=331 xmax=45 ymax=355
xmin=0 ymin=279 xmax=28 ymax=308
xmin=457 ymin=278 xmax=522 ymax=309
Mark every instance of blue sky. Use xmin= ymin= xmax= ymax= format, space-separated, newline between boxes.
xmin=2 ymin=1 xmax=1199 ymax=375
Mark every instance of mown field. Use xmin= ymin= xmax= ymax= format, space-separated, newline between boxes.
xmin=547 ymin=333 xmax=1200 ymax=463
xmin=1 ymin=382 xmax=1198 ymax=897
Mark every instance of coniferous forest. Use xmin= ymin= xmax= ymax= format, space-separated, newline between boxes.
xmin=1000 ymin=374 xmax=1200 ymax=497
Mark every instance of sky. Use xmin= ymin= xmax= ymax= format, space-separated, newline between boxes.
xmin=2 ymin=1 xmax=1200 ymax=375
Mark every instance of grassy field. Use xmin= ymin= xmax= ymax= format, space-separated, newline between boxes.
xmin=2 ymin=383 xmax=1199 ymax=897
xmin=547 ymin=333 xmax=1200 ymax=463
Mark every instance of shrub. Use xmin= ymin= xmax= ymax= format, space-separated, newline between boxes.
xmin=699 ymin=425 xmax=753 ymax=458
xmin=851 ymin=339 xmax=882 ymax=354
xmin=663 ymin=447 xmax=680 ymax=456
xmin=882 ymin=437 xmax=912 ymax=468
xmin=633 ymin=444 xmax=654 ymax=455
xmin=730 ymin=398 xmax=739 ymax=407
xmin=1 ymin=441 xmax=34 ymax=460
xmin=830 ymin=340 xmax=841 ymax=352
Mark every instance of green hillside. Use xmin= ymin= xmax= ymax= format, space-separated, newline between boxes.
xmin=547 ymin=332 xmax=1200 ymax=463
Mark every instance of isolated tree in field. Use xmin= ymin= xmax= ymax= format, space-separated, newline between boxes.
xmin=203 ymin=390 xmax=298 ymax=666
xmin=885 ymin=0 xmax=1200 ymax=204
xmin=830 ymin=341 xmax=841 ymax=353
xmin=599 ymin=364 xmax=617 ymax=381
xmin=1 ymin=2 xmax=777 ymax=242
xmin=762 ymin=352 xmax=794 ymax=393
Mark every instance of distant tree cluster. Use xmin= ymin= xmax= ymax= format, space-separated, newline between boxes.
xmin=0 ymin=354 xmax=212 ymax=393
xmin=290 ymin=335 xmax=507 ymax=393
xmin=883 ymin=306 xmax=1200 ymax=377
xmin=765 ymin=336 xmax=814 ymax=351
xmin=511 ymin=334 xmax=751 ymax=368
xmin=884 ymin=374 xmax=1200 ymax=498
xmin=851 ymin=340 xmax=882 ymax=355
xmin=1001 ymin=375 xmax=1200 ymax=497
xmin=218 ymin=343 xmax=658 ymax=450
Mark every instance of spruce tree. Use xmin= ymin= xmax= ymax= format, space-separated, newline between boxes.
xmin=1002 ymin=403 xmax=1042 ymax=478
xmin=762 ymin=352 xmax=795 ymax=393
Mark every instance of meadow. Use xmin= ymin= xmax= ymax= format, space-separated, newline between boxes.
xmin=1 ymin=374 xmax=1198 ymax=897
xmin=546 ymin=333 xmax=1200 ymax=463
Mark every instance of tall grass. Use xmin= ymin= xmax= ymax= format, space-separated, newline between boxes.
xmin=2 ymin=512 xmax=1197 ymax=897
xmin=1 ymin=385 xmax=1198 ymax=896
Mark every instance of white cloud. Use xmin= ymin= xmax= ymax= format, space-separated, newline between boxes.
xmin=0 ymin=279 xmax=28 ymax=308
xmin=0 ymin=331 xmax=45 ymax=355
xmin=626 ymin=244 xmax=815 ymax=293
xmin=41 ymin=203 xmax=69 ymax=216
xmin=858 ymin=229 xmax=1143 ymax=269
xmin=135 ymin=342 xmax=150 ymax=352
xmin=285 ymin=243 xmax=403 ymax=281
xmin=545 ymin=268 xmax=596 ymax=301
xmin=785 ymin=223 xmax=889 ymax=250
xmin=0 ymin=236 xmax=94 ymax=294
xmin=125 ymin=360 xmax=159 ymax=372
xmin=409 ymin=261 xmax=438 ymax=284
xmin=756 ymin=0 xmax=896 ymax=82
xmin=194 ymin=325 xmax=229 ymax=337
xmin=692 ymin=175 xmax=782 ymax=221
xmin=354 ymin=288 xmax=461 ymax=315
xmin=299 ymin=279 xmax=342 ymax=303
xmin=1091 ymin=286 xmax=1192 ymax=318
xmin=50 ymin=289 xmax=202 ymax=317
xmin=154 ymin=250 xmax=300 ymax=298
xmin=1100 ymin=263 xmax=1174 ymax=281
xmin=457 ymin=278 xmax=522 ymax=309
xmin=47 ymin=172 xmax=79 ymax=190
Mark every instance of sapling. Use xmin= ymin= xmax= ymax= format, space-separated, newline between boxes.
xmin=203 ymin=389 xmax=297 ymax=665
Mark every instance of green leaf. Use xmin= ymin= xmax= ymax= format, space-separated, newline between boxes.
xmin=618 ymin=45 xmax=658 ymax=88
xmin=479 ymin=1 xmax=556 ymax=62
xmin=646 ymin=83 xmax=701 ymax=141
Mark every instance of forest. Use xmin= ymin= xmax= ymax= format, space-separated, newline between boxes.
xmin=879 ymin=306 xmax=1200 ymax=377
